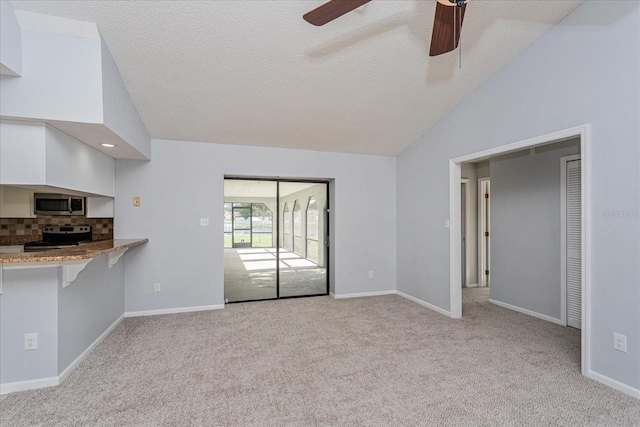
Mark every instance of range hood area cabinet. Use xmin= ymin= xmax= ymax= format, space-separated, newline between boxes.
xmin=0 ymin=121 xmax=114 ymax=197
xmin=0 ymin=186 xmax=35 ymax=218
xmin=86 ymin=197 xmax=114 ymax=218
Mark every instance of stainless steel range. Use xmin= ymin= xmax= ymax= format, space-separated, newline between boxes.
xmin=23 ymin=225 xmax=92 ymax=252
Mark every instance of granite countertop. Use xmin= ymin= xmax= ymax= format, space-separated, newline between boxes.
xmin=0 ymin=239 xmax=148 ymax=264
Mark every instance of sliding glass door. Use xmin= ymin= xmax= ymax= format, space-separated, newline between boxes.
xmin=223 ymin=178 xmax=329 ymax=303
xmin=223 ymin=181 xmax=278 ymax=302
xmin=278 ymin=182 xmax=328 ymax=298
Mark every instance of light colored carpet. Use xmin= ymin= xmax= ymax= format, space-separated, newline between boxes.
xmin=2 ymin=292 xmax=639 ymax=426
xmin=462 ymin=285 xmax=490 ymax=304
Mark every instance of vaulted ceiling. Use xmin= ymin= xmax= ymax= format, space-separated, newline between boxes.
xmin=10 ymin=0 xmax=583 ymax=156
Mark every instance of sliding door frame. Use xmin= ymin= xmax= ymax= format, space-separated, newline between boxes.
xmin=224 ymin=176 xmax=331 ymax=303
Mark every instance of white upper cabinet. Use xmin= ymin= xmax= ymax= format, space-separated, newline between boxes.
xmin=0 ymin=121 xmax=115 ymax=197
xmin=0 ymin=186 xmax=34 ymax=218
xmin=86 ymin=197 xmax=115 ymax=218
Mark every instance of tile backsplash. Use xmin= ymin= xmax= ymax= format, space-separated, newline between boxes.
xmin=0 ymin=217 xmax=113 ymax=245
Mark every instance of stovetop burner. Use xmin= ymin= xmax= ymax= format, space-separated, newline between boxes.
xmin=23 ymin=242 xmax=80 ymax=252
xmin=23 ymin=225 xmax=92 ymax=252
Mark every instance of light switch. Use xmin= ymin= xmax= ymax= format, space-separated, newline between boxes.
xmin=133 ymin=197 xmax=141 ymax=207
xmin=445 ymin=219 xmax=450 ymax=229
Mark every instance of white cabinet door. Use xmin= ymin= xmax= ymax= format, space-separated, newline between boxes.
xmin=86 ymin=197 xmax=114 ymax=218
xmin=0 ymin=186 xmax=34 ymax=218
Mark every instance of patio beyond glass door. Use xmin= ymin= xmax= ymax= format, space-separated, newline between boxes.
xmin=278 ymin=182 xmax=328 ymax=298
xmin=224 ymin=178 xmax=329 ymax=303
xmin=232 ymin=205 xmax=252 ymax=248
xmin=224 ymin=182 xmax=278 ymax=302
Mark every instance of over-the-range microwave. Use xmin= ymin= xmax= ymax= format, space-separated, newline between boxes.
xmin=34 ymin=193 xmax=85 ymax=216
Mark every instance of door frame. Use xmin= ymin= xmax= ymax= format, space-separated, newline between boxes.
xmin=223 ymin=176 xmax=331 ymax=302
xmin=448 ymin=124 xmax=591 ymax=377
xmin=560 ymin=154 xmax=581 ymax=327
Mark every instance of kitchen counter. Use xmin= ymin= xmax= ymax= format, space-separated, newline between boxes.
xmin=0 ymin=239 xmax=148 ymax=264
xmin=0 ymin=239 xmax=147 ymax=394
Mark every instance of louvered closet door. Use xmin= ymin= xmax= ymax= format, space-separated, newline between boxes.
xmin=566 ymin=160 xmax=582 ymax=329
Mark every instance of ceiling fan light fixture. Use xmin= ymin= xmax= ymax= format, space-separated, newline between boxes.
xmin=437 ymin=0 xmax=468 ymax=6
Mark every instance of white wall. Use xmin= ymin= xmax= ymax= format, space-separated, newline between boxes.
xmin=489 ymin=142 xmax=580 ymax=321
xmin=0 ymin=0 xmax=22 ymax=76
xmin=115 ymin=139 xmax=396 ymax=313
xmin=397 ymin=1 xmax=639 ymax=392
xmin=476 ymin=161 xmax=490 ymax=179
xmin=0 ymin=28 xmax=103 ymax=124
xmin=0 ymin=267 xmax=59 ymax=384
xmin=58 ymin=254 xmax=125 ymax=373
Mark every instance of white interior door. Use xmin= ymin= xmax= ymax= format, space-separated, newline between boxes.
xmin=565 ymin=159 xmax=582 ymax=329
xmin=461 ymin=182 xmax=466 ymax=286
xmin=478 ymin=178 xmax=490 ymax=287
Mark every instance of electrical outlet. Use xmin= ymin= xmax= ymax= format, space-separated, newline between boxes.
xmin=613 ymin=333 xmax=627 ymax=353
xmin=368 ymin=271 xmax=374 ymax=279
xmin=154 ymin=283 xmax=161 ymax=292
xmin=200 ymin=218 xmax=209 ymax=227
xmin=24 ymin=333 xmax=38 ymax=351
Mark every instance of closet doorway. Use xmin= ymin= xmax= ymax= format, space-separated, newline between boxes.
xmin=223 ymin=178 xmax=329 ymax=303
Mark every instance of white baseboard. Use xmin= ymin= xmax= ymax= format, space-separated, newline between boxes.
xmin=588 ymin=370 xmax=640 ymax=399
xmin=124 ymin=304 xmax=224 ymax=317
xmin=489 ymin=299 xmax=564 ymax=326
xmin=331 ymin=290 xmax=452 ymax=318
xmin=1 ymin=314 xmax=125 ymax=395
xmin=331 ymin=290 xmax=396 ymax=299
xmin=396 ymin=291 xmax=451 ymax=317
xmin=1 ymin=376 xmax=59 ymax=395
xmin=58 ymin=314 xmax=125 ymax=384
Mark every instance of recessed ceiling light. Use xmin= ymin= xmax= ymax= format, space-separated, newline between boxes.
xmin=101 ymin=143 xmax=116 ymax=148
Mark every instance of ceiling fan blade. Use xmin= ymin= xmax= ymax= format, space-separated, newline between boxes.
xmin=303 ymin=0 xmax=372 ymax=26
xmin=429 ymin=2 xmax=467 ymax=56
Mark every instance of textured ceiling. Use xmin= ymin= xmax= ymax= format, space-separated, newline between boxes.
xmin=10 ymin=0 xmax=582 ymax=157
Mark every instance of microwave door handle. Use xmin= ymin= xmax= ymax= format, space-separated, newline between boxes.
xmin=68 ymin=196 xmax=73 ymax=213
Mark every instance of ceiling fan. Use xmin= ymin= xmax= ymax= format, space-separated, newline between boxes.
xmin=303 ymin=0 xmax=468 ymax=57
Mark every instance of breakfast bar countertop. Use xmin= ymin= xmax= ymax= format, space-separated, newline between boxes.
xmin=0 ymin=239 xmax=148 ymax=264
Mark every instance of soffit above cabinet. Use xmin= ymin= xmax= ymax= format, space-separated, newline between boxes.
xmin=0 ymin=121 xmax=115 ymax=197
xmin=0 ymin=10 xmax=151 ymax=161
